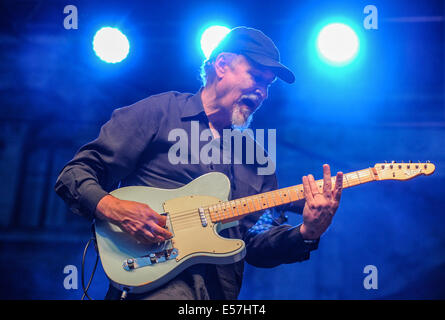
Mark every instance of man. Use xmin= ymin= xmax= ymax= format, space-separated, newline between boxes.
xmin=55 ymin=27 xmax=343 ymax=299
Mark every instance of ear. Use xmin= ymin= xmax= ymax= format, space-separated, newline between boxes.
xmin=214 ymin=52 xmax=236 ymax=79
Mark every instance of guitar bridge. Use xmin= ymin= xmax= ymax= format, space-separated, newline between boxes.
xmin=123 ymin=246 xmax=178 ymax=271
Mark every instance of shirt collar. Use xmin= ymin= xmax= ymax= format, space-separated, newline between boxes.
xmin=180 ymin=87 xmax=206 ymax=119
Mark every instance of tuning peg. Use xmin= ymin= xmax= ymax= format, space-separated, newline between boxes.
xmin=385 ymin=160 xmax=388 ymax=163
xmin=409 ymin=160 xmax=412 ymax=163
xmin=391 ymin=160 xmax=395 ymax=163
xmin=427 ymin=160 xmax=431 ymax=163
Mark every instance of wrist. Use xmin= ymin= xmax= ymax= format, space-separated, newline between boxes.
xmin=95 ymin=194 xmax=115 ymax=221
xmin=299 ymin=223 xmax=319 ymax=240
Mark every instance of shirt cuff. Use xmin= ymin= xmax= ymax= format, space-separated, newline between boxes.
xmin=290 ymin=224 xmax=320 ymax=252
xmin=78 ymin=181 xmax=109 ymax=218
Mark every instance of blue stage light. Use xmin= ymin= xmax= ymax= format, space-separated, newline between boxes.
xmin=92 ymin=27 xmax=130 ymax=63
xmin=200 ymin=25 xmax=231 ymax=59
xmin=316 ymin=23 xmax=359 ymax=66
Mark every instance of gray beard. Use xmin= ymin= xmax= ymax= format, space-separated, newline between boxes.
xmin=231 ymin=104 xmax=254 ymax=130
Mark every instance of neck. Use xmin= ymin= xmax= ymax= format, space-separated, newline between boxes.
xmin=207 ymin=167 xmax=380 ymax=224
xmin=201 ymin=84 xmax=232 ymax=132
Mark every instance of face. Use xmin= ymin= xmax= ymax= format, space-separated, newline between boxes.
xmin=215 ymin=54 xmax=276 ymax=128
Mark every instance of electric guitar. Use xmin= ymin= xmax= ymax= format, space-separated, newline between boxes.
xmin=95 ymin=161 xmax=435 ymax=294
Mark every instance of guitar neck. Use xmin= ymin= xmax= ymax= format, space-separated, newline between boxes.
xmin=207 ymin=168 xmax=378 ymax=223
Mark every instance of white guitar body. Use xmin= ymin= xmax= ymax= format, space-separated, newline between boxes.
xmin=95 ymin=172 xmax=245 ymax=294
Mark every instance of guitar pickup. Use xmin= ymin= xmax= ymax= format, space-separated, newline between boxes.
xmin=161 ymin=212 xmax=175 ymax=240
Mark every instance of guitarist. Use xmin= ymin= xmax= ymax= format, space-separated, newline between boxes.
xmin=55 ymin=27 xmax=343 ymax=299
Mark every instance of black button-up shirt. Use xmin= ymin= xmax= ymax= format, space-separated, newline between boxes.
xmin=55 ymin=89 xmax=319 ymax=299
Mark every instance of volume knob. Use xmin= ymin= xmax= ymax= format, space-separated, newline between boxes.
xmin=126 ymin=258 xmax=135 ymax=269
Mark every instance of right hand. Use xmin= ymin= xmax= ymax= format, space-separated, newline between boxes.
xmin=95 ymin=195 xmax=173 ymax=244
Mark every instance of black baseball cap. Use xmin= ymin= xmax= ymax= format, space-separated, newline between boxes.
xmin=208 ymin=26 xmax=295 ymax=84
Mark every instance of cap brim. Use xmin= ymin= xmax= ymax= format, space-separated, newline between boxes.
xmin=245 ymin=52 xmax=295 ymax=84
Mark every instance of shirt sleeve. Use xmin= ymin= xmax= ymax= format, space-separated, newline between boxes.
xmin=244 ymin=209 xmax=319 ymax=268
xmin=242 ymin=174 xmax=320 ymax=268
xmin=54 ymin=98 xmax=160 ymax=219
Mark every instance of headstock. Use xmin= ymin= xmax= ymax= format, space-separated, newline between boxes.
xmin=374 ymin=161 xmax=435 ymax=181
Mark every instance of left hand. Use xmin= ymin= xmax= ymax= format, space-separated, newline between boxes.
xmin=300 ymin=164 xmax=343 ymax=239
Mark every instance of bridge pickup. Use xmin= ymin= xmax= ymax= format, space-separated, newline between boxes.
xmin=123 ymin=248 xmax=178 ymax=271
xmin=198 ymin=207 xmax=208 ymax=227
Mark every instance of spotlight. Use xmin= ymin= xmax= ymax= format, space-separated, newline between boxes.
xmin=200 ymin=25 xmax=231 ymax=59
xmin=92 ymin=27 xmax=130 ymax=63
xmin=316 ymin=23 xmax=359 ymax=66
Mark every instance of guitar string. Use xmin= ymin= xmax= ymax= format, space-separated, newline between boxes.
xmin=167 ymin=192 xmax=279 ymax=222
xmin=168 ymin=190 xmax=287 ymax=223
xmin=167 ymin=166 xmax=427 ymax=232
xmin=167 ymin=166 xmax=428 ymax=231
xmin=167 ymin=174 xmax=371 ymax=224
xmin=161 ymin=169 xmax=399 ymax=232
xmin=167 ymin=174 xmax=373 ymax=227
xmin=163 ymin=169 xmax=382 ymax=227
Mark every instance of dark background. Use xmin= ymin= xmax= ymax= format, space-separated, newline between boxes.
xmin=0 ymin=0 xmax=444 ymax=299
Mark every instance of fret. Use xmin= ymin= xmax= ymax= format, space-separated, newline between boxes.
xmin=296 ymin=185 xmax=304 ymax=199
xmin=263 ymin=193 xmax=271 ymax=209
xmin=288 ymin=187 xmax=298 ymax=202
xmin=230 ymin=200 xmax=239 ymax=217
xmin=225 ymin=202 xmax=233 ymax=219
xmin=213 ymin=203 xmax=219 ymax=220
xmin=355 ymin=171 xmax=362 ymax=184
xmin=258 ymin=194 xmax=268 ymax=209
xmin=247 ymin=197 xmax=256 ymax=212
xmin=358 ymin=169 xmax=368 ymax=178
xmin=259 ymin=194 xmax=268 ymax=209
xmin=268 ymin=192 xmax=276 ymax=207
xmin=266 ymin=192 xmax=277 ymax=208
xmin=212 ymin=205 xmax=220 ymax=221
xmin=246 ymin=196 xmax=255 ymax=212
xmin=239 ymin=198 xmax=248 ymax=214
xmin=368 ymin=168 xmax=377 ymax=181
xmin=215 ymin=205 xmax=224 ymax=219
xmin=228 ymin=201 xmax=235 ymax=218
xmin=221 ymin=201 xmax=229 ymax=219
xmin=262 ymin=193 xmax=270 ymax=208
xmin=342 ymin=174 xmax=348 ymax=188
xmin=244 ymin=198 xmax=251 ymax=213
xmin=231 ymin=199 xmax=238 ymax=216
xmin=277 ymin=189 xmax=285 ymax=204
xmin=271 ymin=191 xmax=281 ymax=206
xmin=244 ymin=197 xmax=253 ymax=212
xmin=272 ymin=190 xmax=283 ymax=205
xmin=357 ymin=170 xmax=368 ymax=182
xmin=281 ymin=189 xmax=290 ymax=203
xmin=216 ymin=202 xmax=223 ymax=220
xmin=345 ymin=173 xmax=354 ymax=186
xmin=209 ymin=205 xmax=214 ymax=221
xmin=237 ymin=199 xmax=247 ymax=214
xmin=281 ymin=188 xmax=289 ymax=202
xmin=217 ymin=204 xmax=222 ymax=221
xmin=254 ymin=195 xmax=263 ymax=211
xmin=294 ymin=186 xmax=302 ymax=200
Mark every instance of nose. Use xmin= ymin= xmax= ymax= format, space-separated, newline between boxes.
xmin=255 ymin=87 xmax=268 ymax=102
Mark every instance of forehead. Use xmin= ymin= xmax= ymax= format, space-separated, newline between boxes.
xmin=235 ymin=55 xmax=277 ymax=83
